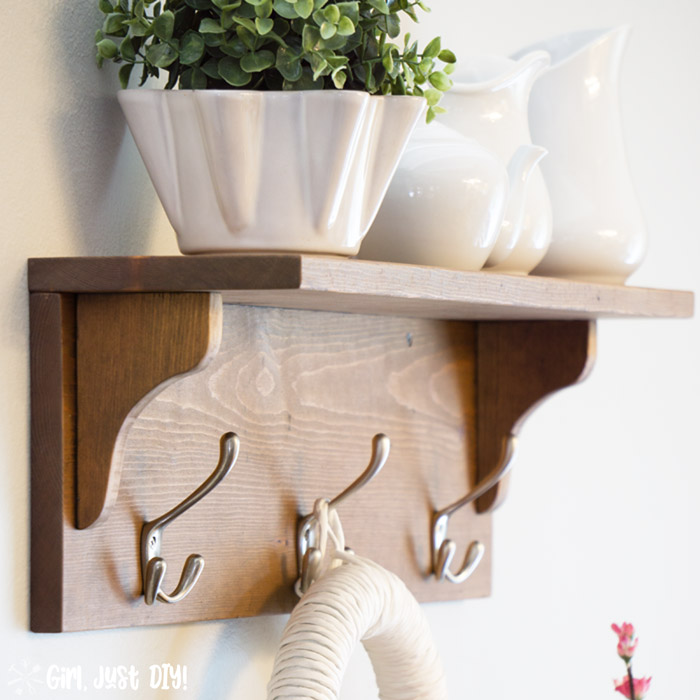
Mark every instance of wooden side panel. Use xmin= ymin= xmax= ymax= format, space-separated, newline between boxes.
xmin=61 ymin=307 xmax=488 ymax=631
xmin=476 ymin=320 xmax=596 ymax=512
xmin=30 ymin=293 xmax=76 ymax=632
xmin=76 ymin=293 xmax=221 ymax=529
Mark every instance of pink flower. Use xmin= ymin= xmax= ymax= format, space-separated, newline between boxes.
xmin=614 ymin=675 xmax=652 ymax=699
xmin=612 ymin=622 xmax=638 ymax=660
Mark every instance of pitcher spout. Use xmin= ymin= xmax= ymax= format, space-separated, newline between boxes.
xmin=485 ymin=144 xmax=548 ymax=268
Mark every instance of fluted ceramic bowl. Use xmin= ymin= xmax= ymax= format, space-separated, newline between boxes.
xmin=118 ymin=90 xmax=425 ymax=255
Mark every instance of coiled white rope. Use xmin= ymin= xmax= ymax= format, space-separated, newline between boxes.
xmin=267 ymin=500 xmax=448 ymax=700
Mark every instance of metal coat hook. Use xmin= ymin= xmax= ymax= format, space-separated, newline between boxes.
xmin=296 ymin=433 xmax=390 ymax=594
xmin=432 ymin=434 xmax=517 ymax=584
xmin=141 ymin=432 xmax=240 ymax=605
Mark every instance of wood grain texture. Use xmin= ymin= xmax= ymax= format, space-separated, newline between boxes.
xmin=475 ymin=321 xmax=596 ymax=512
xmin=76 ymin=293 xmax=222 ymax=529
xmin=30 ymin=293 xmax=76 ymax=632
xmin=27 ymin=255 xmax=694 ymax=320
xmin=60 ymin=305 xmax=490 ymax=631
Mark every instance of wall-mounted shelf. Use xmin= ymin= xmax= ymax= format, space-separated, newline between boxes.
xmin=28 ymin=255 xmax=693 ymax=632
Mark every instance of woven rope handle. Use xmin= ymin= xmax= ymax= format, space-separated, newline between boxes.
xmin=268 ymin=503 xmax=448 ymax=700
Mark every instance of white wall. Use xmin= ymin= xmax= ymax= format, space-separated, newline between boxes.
xmin=1 ymin=1 xmax=697 ymax=698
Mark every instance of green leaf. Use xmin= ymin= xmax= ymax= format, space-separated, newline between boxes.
xmin=96 ymin=38 xmax=118 ymax=59
xmin=103 ymin=12 xmax=126 ymax=35
xmin=365 ymin=0 xmax=389 ymax=14
xmin=426 ymin=106 xmax=436 ymax=123
xmin=179 ymin=66 xmax=207 ymax=89
xmin=199 ymin=17 xmax=226 ymax=33
xmin=203 ymin=31 xmax=225 ymax=46
xmin=428 ymin=70 xmax=452 ymax=91
xmin=336 ymin=2 xmax=359 ymax=24
xmin=438 ymin=48 xmax=456 ymax=63
xmin=236 ymin=25 xmax=256 ymax=50
xmin=255 ymin=0 xmax=273 ymax=17
xmin=382 ymin=13 xmax=400 ymax=38
xmin=273 ymin=18 xmax=290 ymax=37
xmin=382 ymin=49 xmax=393 ymax=73
xmin=403 ymin=4 xmax=417 ymax=21
xmin=422 ymin=36 xmax=441 ymax=59
xmin=145 ymin=41 xmax=178 ymax=67
xmin=240 ymin=49 xmax=275 ymax=72
xmin=295 ymin=0 xmax=314 ymax=18
xmin=320 ymin=21 xmax=336 ymax=40
xmin=309 ymin=52 xmax=329 ymax=80
xmin=336 ymin=15 xmax=354 ymax=35
xmin=221 ymin=36 xmax=248 ymax=56
xmin=393 ymin=74 xmax=406 ymax=94
xmin=94 ymin=29 xmax=104 ymax=43
xmin=255 ymin=17 xmax=274 ymax=34
xmin=331 ymin=67 xmax=346 ymax=89
xmin=423 ymin=87 xmax=441 ymax=106
xmin=124 ymin=18 xmax=151 ymax=37
xmin=201 ymin=58 xmax=222 ymax=79
xmin=323 ymin=4 xmax=340 ymax=22
xmin=276 ymin=45 xmax=303 ymax=81
xmin=118 ymin=62 xmax=134 ymax=88
xmin=272 ymin=0 xmax=298 ymax=18
xmin=180 ymin=30 xmax=205 ymax=64
xmin=244 ymin=0 xmax=267 ymax=5
xmin=302 ymin=24 xmax=320 ymax=52
xmin=119 ymin=36 xmax=136 ymax=61
xmin=185 ymin=0 xmax=214 ymax=8
xmin=98 ymin=0 xmax=114 ymax=13
xmin=153 ymin=10 xmax=175 ymax=40
xmin=231 ymin=15 xmax=258 ymax=33
xmin=319 ymin=32 xmax=350 ymax=51
xmin=191 ymin=67 xmax=208 ymax=88
xmin=283 ymin=66 xmax=323 ymax=90
xmin=218 ymin=56 xmax=252 ymax=85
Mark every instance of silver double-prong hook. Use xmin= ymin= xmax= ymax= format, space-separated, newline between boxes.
xmin=296 ymin=433 xmax=390 ymax=594
xmin=141 ymin=432 xmax=240 ymax=605
xmin=432 ymin=435 xmax=517 ymax=584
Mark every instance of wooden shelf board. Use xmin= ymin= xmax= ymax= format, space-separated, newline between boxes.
xmin=28 ymin=255 xmax=693 ymax=321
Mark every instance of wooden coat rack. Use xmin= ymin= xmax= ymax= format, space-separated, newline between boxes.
xmin=28 ymin=255 xmax=693 ymax=632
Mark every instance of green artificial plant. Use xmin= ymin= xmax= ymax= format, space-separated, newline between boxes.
xmin=95 ymin=0 xmax=455 ymax=121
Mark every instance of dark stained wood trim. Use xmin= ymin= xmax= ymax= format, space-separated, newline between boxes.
xmin=28 ymin=255 xmax=303 ymax=294
xmin=475 ymin=320 xmax=596 ymax=512
xmin=30 ymin=293 xmax=76 ymax=632
xmin=76 ymin=293 xmax=222 ymax=529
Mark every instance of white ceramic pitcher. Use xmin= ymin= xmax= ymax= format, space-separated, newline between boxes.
xmin=512 ymin=27 xmax=647 ymax=283
xmin=436 ymin=51 xmax=553 ymax=274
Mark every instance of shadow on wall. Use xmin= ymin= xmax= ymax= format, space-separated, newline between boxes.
xmin=49 ymin=0 xmax=166 ymax=256
xmin=193 ymin=616 xmax=287 ymax=699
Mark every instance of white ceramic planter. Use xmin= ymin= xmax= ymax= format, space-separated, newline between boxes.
xmin=118 ymin=90 xmax=424 ymax=255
